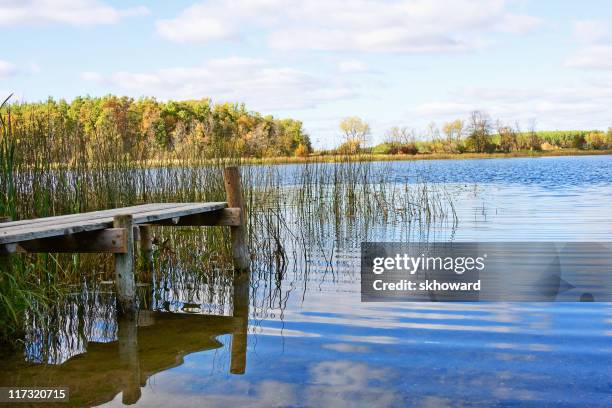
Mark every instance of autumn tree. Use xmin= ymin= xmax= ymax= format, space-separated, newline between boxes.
xmin=384 ymin=126 xmax=418 ymax=154
xmin=4 ymin=96 xmax=312 ymax=161
xmin=497 ymin=121 xmax=518 ymax=153
xmin=442 ymin=119 xmax=464 ymax=142
xmin=340 ymin=117 xmax=370 ymax=144
xmin=465 ymin=111 xmax=494 ymax=153
xmin=526 ymin=120 xmax=542 ymax=151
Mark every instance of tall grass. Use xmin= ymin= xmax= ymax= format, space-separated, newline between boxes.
xmin=0 ymin=100 xmax=456 ymax=350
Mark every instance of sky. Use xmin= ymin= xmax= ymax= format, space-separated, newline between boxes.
xmin=3 ymin=0 xmax=612 ymax=148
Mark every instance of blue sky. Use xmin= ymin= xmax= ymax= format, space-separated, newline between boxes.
xmin=3 ymin=0 xmax=612 ymax=148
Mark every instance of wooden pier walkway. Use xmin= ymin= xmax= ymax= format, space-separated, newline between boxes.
xmin=0 ymin=167 xmax=250 ymax=315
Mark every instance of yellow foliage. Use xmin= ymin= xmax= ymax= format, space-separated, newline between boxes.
xmin=294 ymin=143 xmax=310 ymax=157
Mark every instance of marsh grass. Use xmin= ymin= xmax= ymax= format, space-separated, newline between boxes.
xmin=1 ymin=102 xmax=456 ymax=350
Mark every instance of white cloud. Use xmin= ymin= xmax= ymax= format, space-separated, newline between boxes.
xmin=206 ymin=57 xmax=266 ymax=69
xmin=337 ymin=60 xmax=369 ymax=74
xmin=268 ymin=27 xmax=480 ymax=53
xmin=566 ymin=20 xmax=612 ymax=71
xmin=156 ymin=0 xmax=540 ymax=53
xmin=498 ymin=13 xmax=542 ymax=34
xmin=565 ymin=45 xmax=612 ymax=70
xmin=571 ymin=20 xmax=609 ymax=44
xmin=156 ymin=3 xmax=234 ymax=42
xmin=0 ymin=0 xmax=148 ymax=27
xmin=81 ymin=57 xmax=357 ymax=111
xmin=0 ymin=60 xmax=17 ymax=80
xmin=0 ymin=59 xmax=40 ymax=80
xmin=415 ymin=101 xmax=476 ymax=117
xmin=413 ymin=81 xmax=612 ymax=130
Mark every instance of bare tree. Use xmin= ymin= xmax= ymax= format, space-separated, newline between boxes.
xmin=527 ymin=119 xmax=541 ymax=151
xmin=426 ymin=122 xmax=441 ymax=141
xmin=385 ymin=126 xmax=414 ymax=145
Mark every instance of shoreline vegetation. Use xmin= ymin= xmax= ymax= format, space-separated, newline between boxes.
xmin=35 ymin=148 xmax=612 ymax=170
xmin=231 ymin=148 xmax=612 ymax=166
xmin=1 ymin=95 xmax=611 ymax=168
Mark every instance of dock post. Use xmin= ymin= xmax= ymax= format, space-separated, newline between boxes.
xmin=223 ymin=167 xmax=250 ymax=275
xmin=113 ymin=214 xmax=136 ymax=316
xmin=138 ymin=225 xmax=153 ymax=273
xmin=139 ymin=225 xmax=153 ymax=262
xmin=138 ymin=225 xmax=153 ymax=309
xmin=0 ymin=217 xmax=11 ymax=272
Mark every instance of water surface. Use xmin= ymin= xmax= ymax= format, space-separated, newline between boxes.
xmin=2 ymin=155 xmax=611 ymax=407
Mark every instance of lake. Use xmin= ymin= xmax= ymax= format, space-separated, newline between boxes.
xmin=2 ymin=155 xmax=611 ymax=407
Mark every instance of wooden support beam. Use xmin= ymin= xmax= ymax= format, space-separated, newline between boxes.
xmin=114 ymin=214 xmax=136 ymax=316
xmin=223 ymin=167 xmax=250 ymax=275
xmin=146 ymin=208 xmax=241 ymax=227
xmin=138 ymin=225 xmax=153 ymax=283
xmin=139 ymin=225 xmax=152 ymax=256
xmin=0 ymin=217 xmax=10 ymax=272
xmin=12 ymin=228 xmax=127 ymax=254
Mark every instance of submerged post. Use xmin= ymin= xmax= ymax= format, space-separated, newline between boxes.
xmin=113 ymin=214 xmax=136 ymax=316
xmin=223 ymin=167 xmax=250 ymax=274
xmin=230 ymin=271 xmax=249 ymax=374
xmin=117 ymin=317 xmax=141 ymax=404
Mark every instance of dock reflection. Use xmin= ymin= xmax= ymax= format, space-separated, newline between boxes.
xmin=0 ymin=271 xmax=250 ymax=407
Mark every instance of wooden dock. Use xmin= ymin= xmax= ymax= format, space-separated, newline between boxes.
xmin=0 ymin=167 xmax=250 ymax=315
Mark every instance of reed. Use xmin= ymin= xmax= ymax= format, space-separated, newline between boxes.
xmin=0 ymin=100 xmax=456 ymax=348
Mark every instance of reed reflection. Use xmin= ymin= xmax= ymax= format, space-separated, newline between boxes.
xmin=0 ymin=269 xmax=251 ymax=407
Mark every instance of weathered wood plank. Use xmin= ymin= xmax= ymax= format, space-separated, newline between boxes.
xmin=148 ymin=208 xmax=241 ymax=227
xmin=131 ymin=202 xmax=227 ymax=225
xmin=0 ymin=203 xmax=186 ymax=229
xmin=0 ymin=202 xmax=227 ymax=244
xmin=13 ymin=228 xmax=127 ymax=253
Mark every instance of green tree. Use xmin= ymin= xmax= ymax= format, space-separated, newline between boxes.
xmin=465 ymin=111 xmax=494 ymax=153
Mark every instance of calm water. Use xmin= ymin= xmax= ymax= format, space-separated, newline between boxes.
xmin=3 ymin=155 xmax=612 ymax=407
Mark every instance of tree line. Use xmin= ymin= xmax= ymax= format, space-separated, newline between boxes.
xmin=334 ymin=112 xmax=612 ymax=155
xmin=3 ymin=95 xmax=312 ymax=162
xmin=3 ymin=96 xmax=611 ymax=162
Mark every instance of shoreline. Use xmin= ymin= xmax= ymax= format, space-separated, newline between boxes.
xmin=39 ymin=149 xmax=612 ymax=170
xmin=243 ymin=149 xmax=612 ymax=165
